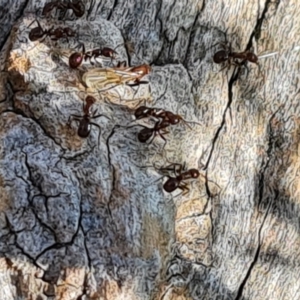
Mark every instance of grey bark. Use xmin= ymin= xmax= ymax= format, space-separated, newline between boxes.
xmin=0 ymin=0 xmax=299 ymax=299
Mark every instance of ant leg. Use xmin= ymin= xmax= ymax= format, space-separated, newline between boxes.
xmin=90 ymin=122 xmax=102 ymax=146
xmin=92 ymin=114 xmax=111 ymax=121
xmin=126 ymin=81 xmax=149 ymax=87
xmin=180 ymin=183 xmax=190 ymax=196
xmin=79 ymin=42 xmax=85 ymax=54
xmin=89 ymin=56 xmax=95 ymax=65
xmin=175 ymin=183 xmax=190 ymax=198
xmin=179 ymin=117 xmax=193 ymax=129
xmin=146 ymin=132 xmax=156 ymax=145
xmin=117 ymin=61 xmax=127 ymax=68
xmin=160 ymin=163 xmax=183 ymax=176
xmin=218 ymin=63 xmax=230 ymax=73
xmin=158 ymin=130 xmax=169 ymax=150
xmin=67 ymin=116 xmax=81 ymax=128
xmin=27 ymin=19 xmax=38 ymax=29
xmin=35 ymin=19 xmax=43 ymax=30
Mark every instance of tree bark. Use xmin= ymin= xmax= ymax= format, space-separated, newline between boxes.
xmin=0 ymin=0 xmax=299 ymax=299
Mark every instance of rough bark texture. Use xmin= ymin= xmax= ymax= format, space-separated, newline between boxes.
xmin=0 ymin=0 xmax=299 ymax=299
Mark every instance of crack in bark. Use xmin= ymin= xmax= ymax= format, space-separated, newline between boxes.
xmin=256 ymin=105 xmax=282 ymax=207
xmin=235 ymin=191 xmax=276 ymax=300
xmin=87 ymin=0 xmax=96 ymax=18
xmin=0 ymin=0 xmax=30 ymax=51
xmin=183 ymin=12 xmax=200 ymax=66
xmin=234 ymin=106 xmax=282 ymax=298
xmin=106 ymin=126 xmax=118 ymax=223
xmin=4 ymin=214 xmax=43 ymax=270
xmin=203 ymin=69 xmax=240 ymax=171
xmin=35 ymin=198 xmax=82 ymax=261
xmin=107 ymin=0 xmax=118 ymax=21
xmin=1 ymin=109 xmax=65 ymax=151
xmin=246 ymin=0 xmax=278 ymax=50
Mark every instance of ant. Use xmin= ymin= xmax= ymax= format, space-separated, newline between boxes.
xmin=134 ymin=106 xmax=192 ymax=128
xmin=67 ymin=96 xmax=109 ymax=145
xmin=213 ymin=42 xmax=259 ymax=72
xmin=28 ymin=19 xmax=75 ymax=42
xmin=69 ymin=43 xmax=117 ymax=68
xmin=159 ymin=163 xmax=200 ymax=195
xmin=42 ymin=0 xmax=85 ymax=18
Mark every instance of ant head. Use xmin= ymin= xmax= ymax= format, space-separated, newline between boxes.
xmin=85 ymin=95 xmax=96 ymax=106
xmin=69 ymin=52 xmax=83 ymax=68
xmin=65 ymin=27 xmax=76 ymax=37
xmin=246 ymin=52 xmax=258 ymax=64
xmin=134 ymin=106 xmax=148 ymax=119
xmin=213 ymin=50 xmax=228 ymax=64
xmin=190 ymin=169 xmax=200 ymax=178
xmin=169 ymin=114 xmax=182 ymax=125
xmin=138 ymin=127 xmax=153 ymax=143
xmin=144 ymin=64 xmax=151 ymax=74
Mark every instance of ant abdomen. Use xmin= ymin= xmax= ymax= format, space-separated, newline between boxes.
xmin=138 ymin=128 xmax=153 ymax=143
xmin=163 ymin=178 xmax=179 ymax=193
xmin=69 ymin=52 xmax=83 ymax=68
xmin=78 ymin=118 xmax=91 ymax=138
xmin=213 ymin=50 xmax=228 ymax=64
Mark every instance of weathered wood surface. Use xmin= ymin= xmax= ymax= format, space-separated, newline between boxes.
xmin=0 ymin=0 xmax=300 ymax=299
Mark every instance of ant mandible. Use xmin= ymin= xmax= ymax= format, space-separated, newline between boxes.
xmin=213 ymin=42 xmax=259 ymax=71
xmin=69 ymin=43 xmax=117 ymax=68
xmin=42 ymin=0 xmax=85 ymax=18
xmin=67 ymin=96 xmax=109 ymax=145
xmin=159 ymin=163 xmax=200 ymax=195
xmin=28 ymin=19 xmax=75 ymax=42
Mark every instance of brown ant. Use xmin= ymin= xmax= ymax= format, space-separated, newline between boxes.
xmin=67 ymin=96 xmax=109 ymax=145
xmin=134 ymin=106 xmax=192 ymax=129
xmin=213 ymin=42 xmax=259 ymax=72
xmin=159 ymin=163 xmax=200 ymax=195
xmin=28 ymin=19 xmax=75 ymax=42
xmin=213 ymin=43 xmax=259 ymax=71
xmin=69 ymin=43 xmax=117 ymax=68
xmin=42 ymin=0 xmax=85 ymax=18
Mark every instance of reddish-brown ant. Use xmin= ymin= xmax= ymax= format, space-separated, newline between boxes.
xmin=28 ymin=19 xmax=75 ymax=42
xmin=42 ymin=0 xmax=85 ymax=18
xmin=213 ymin=42 xmax=259 ymax=72
xmin=134 ymin=106 xmax=192 ymax=129
xmin=159 ymin=163 xmax=200 ymax=195
xmin=69 ymin=43 xmax=117 ymax=68
xmin=67 ymin=96 xmax=109 ymax=145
